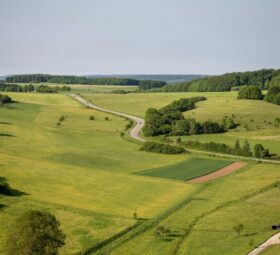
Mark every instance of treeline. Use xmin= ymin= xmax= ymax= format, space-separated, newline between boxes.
xmin=143 ymin=97 xmax=236 ymax=137
xmin=36 ymin=85 xmax=71 ymax=93
xmin=0 ymin=94 xmax=12 ymax=105
xmin=181 ymin=140 xmax=271 ymax=158
xmin=5 ymin=74 xmax=166 ymax=89
xmin=141 ymin=141 xmax=185 ymax=154
xmin=0 ymin=83 xmax=34 ymax=92
xmin=161 ymin=69 xmax=280 ymax=92
xmin=265 ymin=85 xmax=280 ymax=105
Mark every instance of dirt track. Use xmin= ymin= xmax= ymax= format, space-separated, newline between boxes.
xmin=190 ymin=162 xmax=247 ymax=183
xmin=247 ymin=232 xmax=280 ymax=255
xmin=70 ymin=94 xmax=146 ymax=142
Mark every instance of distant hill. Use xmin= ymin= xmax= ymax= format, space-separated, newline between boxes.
xmin=161 ymin=69 xmax=280 ymax=92
xmin=85 ymin=74 xmax=206 ymax=84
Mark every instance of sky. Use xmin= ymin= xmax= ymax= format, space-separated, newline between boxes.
xmin=0 ymin=0 xmax=280 ymax=75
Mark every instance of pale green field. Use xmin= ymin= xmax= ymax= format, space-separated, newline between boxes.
xmin=0 ymin=92 xmax=279 ymax=255
xmin=84 ymin=92 xmax=280 ymax=155
xmin=0 ymin=93 xmax=193 ymax=254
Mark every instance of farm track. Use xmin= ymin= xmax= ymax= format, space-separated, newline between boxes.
xmin=247 ymin=232 xmax=280 ymax=255
xmin=70 ymin=93 xmax=280 ymax=165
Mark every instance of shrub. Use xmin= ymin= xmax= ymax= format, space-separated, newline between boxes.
xmin=89 ymin=116 xmax=95 ymax=120
xmin=0 ymin=182 xmax=12 ymax=195
xmin=141 ymin=142 xmax=185 ymax=154
xmin=0 ymin=94 xmax=12 ymax=105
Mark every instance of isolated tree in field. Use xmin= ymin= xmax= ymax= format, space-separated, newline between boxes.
xmin=233 ymin=223 xmax=244 ymax=236
xmin=7 ymin=210 xmax=65 ymax=255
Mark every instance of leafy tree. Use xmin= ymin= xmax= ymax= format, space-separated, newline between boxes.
xmin=0 ymin=94 xmax=12 ymax=105
xmin=176 ymin=137 xmax=182 ymax=144
xmin=6 ymin=210 xmax=65 ymax=255
xmin=242 ymin=140 xmax=252 ymax=157
xmin=89 ymin=116 xmax=95 ymax=120
xmin=234 ymin=140 xmax=241 ymax=155
xmin=202 ymin=121 xmax=224 ymax=134
xmin=222 ymin=117 xmax=237 ymax=129
xmin=237 ymin=86 xmax=263 ymax=100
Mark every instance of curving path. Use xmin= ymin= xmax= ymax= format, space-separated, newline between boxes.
xmin=248 ymin=232 xmax=280 ymax=255
xmin=70 ymin=94 xmax=146 ymax=142
xmin=70 ymin=94 xmax=280 ymax=164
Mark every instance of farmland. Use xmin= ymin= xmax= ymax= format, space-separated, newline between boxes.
xmin=136 ymin=157 xmax=233 ymax=181
xmin=0 ymin=91 xmax=279 ymax=255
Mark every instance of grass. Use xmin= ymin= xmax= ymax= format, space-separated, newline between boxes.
xmin=0 ymin=93 xmax=193 ymax=254
xmin=136 ymin=157 xmax=233 ymax=181
xmin=109 ymin=163 xmax=280 ymax=255
xmin=260 ymin=245 xmax=280 ymax=255
xmin=83 ymin=92 xmax=280 ymax=155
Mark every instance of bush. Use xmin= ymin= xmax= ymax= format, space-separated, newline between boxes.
xmin=6 ymin=210 xmax=66 ymax=255
xmin=89 ymin=116 xmax=95 ymax=120
xmin=0 ymin=182 xmax=12 ymax=195
xmin=237 ymin=86 xmax=263 ymax=100
xmin=0 ymin=94 xmax=12 ymax=105
xmin=141 ymin=142 xmax=185 ymax=154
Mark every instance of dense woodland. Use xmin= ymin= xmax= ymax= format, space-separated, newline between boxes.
xmin=5 ymin=74 xmax=166 ymax=89
xmin=237 ymin=86 xmax=263 ymax=100
xmin=161 ymin=69 xmax=280 ymax=92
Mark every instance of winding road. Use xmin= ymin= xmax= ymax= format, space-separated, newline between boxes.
xmin=70 ymin=93 xmax=280 ymax=254
xmin=70 ymin=94 xmax=145 ymax=142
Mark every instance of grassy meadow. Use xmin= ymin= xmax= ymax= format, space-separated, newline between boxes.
xmin=0 ymin=91 xmax=279 ymax=255
xmin=84 ymin=92 xmax=280 ymax=155
xmin=0 ymin=92 xmax=194 ymax=254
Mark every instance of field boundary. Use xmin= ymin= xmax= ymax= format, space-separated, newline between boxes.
xmin=172 ymin=181 xmax=280 ymax=255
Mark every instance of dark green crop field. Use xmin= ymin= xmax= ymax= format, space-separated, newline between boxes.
xmin=136 ymin=157 xmax=233 ymax=181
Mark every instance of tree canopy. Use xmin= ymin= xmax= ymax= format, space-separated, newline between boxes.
xmin=237 ymin=86 xmax=263 ymax=100
xmin=6 ymin=210 xmax=66 ymax=255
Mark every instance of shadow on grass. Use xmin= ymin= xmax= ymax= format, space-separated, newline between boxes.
xmin=0 ymin=133 xmax=15 ymax=137
xmin=0 ymin=177 xmax=28 ymax=197
xmin=0 ymin=121 xmax=12 ymax=125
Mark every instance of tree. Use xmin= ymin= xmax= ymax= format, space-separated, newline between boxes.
xmin=242 ymin=140 xmax=252 ymax=157
xmin=233 ymin=223 xmax=244 ymax=236
xmin=133 ymin=212 xmax=137 ymax=220
xmin=254 ymin=144 xmax=265 ymax=158
xmin=7 ymin=210 xmax=65 ymax=255
xmin=234 ymin=140 xmax=241 ymax=155
xmin=176 ymin=137 xmax=182 ymax=144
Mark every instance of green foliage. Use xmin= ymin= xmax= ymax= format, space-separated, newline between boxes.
xmin=161 ymin=69 xmax=280 ymax=92
xmin=237 ymin=86 xmax=263 ymax=100
xmin=36 ymin=85 xmax=58 ymax=93
xmin=202 ymin=121 xmax=224 ymax=134
xmin=138 ymin=80 xmax=167 ymax=90
xmin=0 ymin=83 xmax=35 ymax=93
xmin=0 ymin=179 xmax=12 ymax=195
xmin=89 ymin=115 xmax=95 ymax=120
xmin=143 ymin=97 xmax=207 ymax=137
xmin=6 ymin=210 xmax=65 ymax=255
xmin=253 ymin=144 xmax=270 ymax=158
xmin=154 ymin=226 xmax=171 ymax=239
xmin=265 ymin=86 xmax=280 ymax=105
xmin=222 ymin=117 xmax=237 ymax=129
xmin=0 ymin=94 xmax=12 ymax=105
xmin=141 ymin=142 xmax=185 ymax=154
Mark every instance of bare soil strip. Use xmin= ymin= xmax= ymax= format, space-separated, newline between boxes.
xmin=190 ymin=162 xmax=247 ymax=183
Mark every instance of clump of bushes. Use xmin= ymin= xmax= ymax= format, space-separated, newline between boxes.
xmin=237 ymin=86 xmax=263 ymax=100
xmin=125 ymin=120 xmax=134 ymax=130
xmin=0 ymin=94 xmax=12 ymax=105
xmin=141 ymin=142 xmax=185 ymax=154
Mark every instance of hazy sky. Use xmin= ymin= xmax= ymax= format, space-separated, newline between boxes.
xmin=0 ymin=0 xmax=280 ymax=75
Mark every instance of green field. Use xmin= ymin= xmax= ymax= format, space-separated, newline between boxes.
xmin=0 ymin=91 xmax=279 ymax=255
xmin=260 ymin=245 xmax=280 ymax=255
xmin=136 ymin=157 xmax=233 ymax=181
xmin=84 ymin=92 xmax=280 ymax=155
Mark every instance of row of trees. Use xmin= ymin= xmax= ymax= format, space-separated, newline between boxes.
xmin=141 ymin=141 xmax=185 ymax=154
xmin=138 ymin=80 xmax=167 ymax=90
xmin=0 ymin=94 xmax=12 ymax=105
xmin=0 ymin=83 xmax=35 ymax=92
xmin=181 ymin=139 xmax=270 ymax=158
xmin=35 ymin=85 xmax=71 ymax=93
xmin=161 ymin=69 xmax=280 ymax=92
